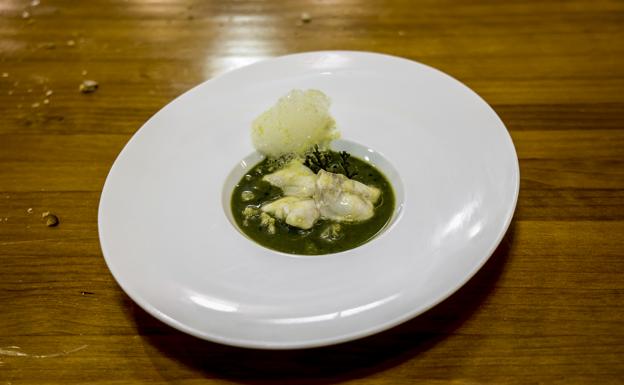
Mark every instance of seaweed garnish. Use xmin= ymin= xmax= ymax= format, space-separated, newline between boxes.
xmin=338 ymin=150 xmax=358 ymax=178
xmin=304 ymin=145 xmax=358 ymax=178
xmin=303 ymin=145 xmax=332 ymax=173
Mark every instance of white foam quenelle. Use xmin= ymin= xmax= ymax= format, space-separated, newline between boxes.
xmin=251 ymin=89 xmax=340 ymax=158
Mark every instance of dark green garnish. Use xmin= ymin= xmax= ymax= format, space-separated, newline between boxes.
xmin=303 ymin=145 xmax=331 ymax=173
xmin=338 ymin=151 xmax=358 ymax=178
xmin=304 ymin=145 xmax=358 ymax=178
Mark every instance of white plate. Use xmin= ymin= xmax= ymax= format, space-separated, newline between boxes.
xmin=98 ymin=51 xmax=519 ymax=349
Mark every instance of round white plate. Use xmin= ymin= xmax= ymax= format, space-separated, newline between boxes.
xmin=98 ymin=51 xmax=519 ymax=349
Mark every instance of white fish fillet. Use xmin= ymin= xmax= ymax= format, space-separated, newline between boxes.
xmin=315 ymin=170 xmax=377 ymax=222
xmin=261 ymin=164 xmax=381 ymax=228
xmin=262 ymin=160 xmax=317 ymax=198
xmin=261 ymin=197 xmax=320 ymax=230
xmin=317 ymin=169 xmax=380 ymax=203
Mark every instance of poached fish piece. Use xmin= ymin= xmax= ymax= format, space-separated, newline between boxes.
xmin=261 ymin=163 xmax=381 ymax=229
xmin=261 ymin=196 xmax=320 ymax=230
xmin=262 ymin=160 xmax=317 ymax=198
xmin=338 ymin=174 xmax=381 ymax=203
xmin=315 ymin=170 xmax=379 ymax=222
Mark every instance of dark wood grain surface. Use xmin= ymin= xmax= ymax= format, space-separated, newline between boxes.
xmin=1 ymin=0 xmax=623 ymax=383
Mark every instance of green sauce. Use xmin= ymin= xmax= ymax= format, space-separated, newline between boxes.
xmin=231 ymin=151 xmax=395 ymax=255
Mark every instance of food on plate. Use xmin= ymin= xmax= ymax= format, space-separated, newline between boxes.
xmin=232 ymin=89 xmax=394 ymax=255
xmin=251 ymin=89 xmax=339 ymax=157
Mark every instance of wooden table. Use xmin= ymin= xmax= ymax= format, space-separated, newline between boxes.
xmin=1 ymin=0 xmax=623 ymax=383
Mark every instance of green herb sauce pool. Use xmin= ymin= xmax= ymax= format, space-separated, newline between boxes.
xmin=231 ymin=151 xmax=395 ymax=255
